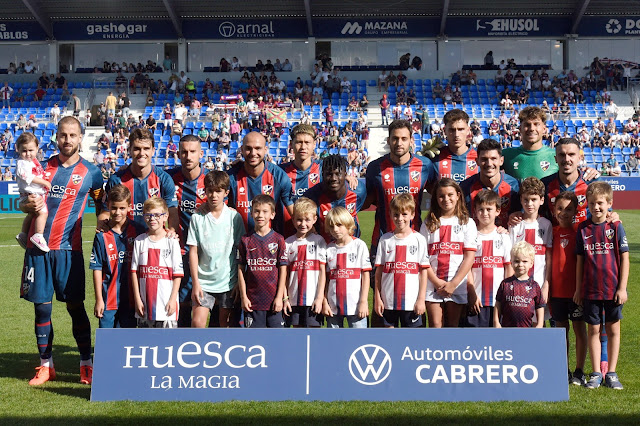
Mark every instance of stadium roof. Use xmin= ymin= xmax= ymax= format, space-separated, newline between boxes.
xmin=3 ymin=0 xmax=639 ymax=39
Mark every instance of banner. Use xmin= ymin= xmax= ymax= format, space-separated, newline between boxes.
xmin=314 ymin=18 xmax=439 ymax=39
xmin=0 ymin=182 xmax=96 ymax=213
xmin=602 ymin=176 xmax=640 ymax=191
xmin=0 ymin=21 xmax=47 ymax=42
xmin=446 ymin=17 xmax=569 ymax=38
xmin=91 ymin=328 xmax=568 ymax=402
xmin=578 ymin=17 xmax=640 ymax=37
xmin=183 ymin=19 xmax=307 ymax=40
xmin=52 ymin=20 xmax=176 ymax=41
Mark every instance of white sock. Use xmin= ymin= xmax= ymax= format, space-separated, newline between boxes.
xmin=80 ymin=359 xmax=93 ymax=367
xmin=40 ymin=357 xmax=53 ymax=368
xmin=33 ymin=233 xmax=43 ymax=239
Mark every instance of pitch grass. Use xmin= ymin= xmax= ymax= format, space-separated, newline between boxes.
xmin=0 ymin=211 xmax=639 ymax=425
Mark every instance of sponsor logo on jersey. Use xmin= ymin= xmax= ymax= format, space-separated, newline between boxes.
xmin=410 ymin=170 xmax=420 ymax=182
xmin=239 ymin=186 xmax=246 ymax=194
xmin=71 ymin=174 xmax=83 ymax=185
xmin=441 ymin=160 xmax=448 ymax=166
xmin=268 ymin=242 xmax=278 ymax=254
xmin=309 ymin=173 xmax=319 ymax=184
xmin=513 ymin=162 xmax=519 ymax=170
xmin=467 ymin=160 xmax=477 ymax=171
xmin=540 ymin=161 xmax=550 ymax=172
xmin=262 ymin=185 xmax=273 ymax=196
xmin=383 ymin=173 xmax=391 ymax=182
xmin=346 ymin=202 xmax=356 ymax=214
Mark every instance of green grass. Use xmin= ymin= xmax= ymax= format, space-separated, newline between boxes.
xmin=1 ymin=211 xmax=639 ymax=424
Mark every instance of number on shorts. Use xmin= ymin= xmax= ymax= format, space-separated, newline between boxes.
xmin=24 ymin=266 xmax=35 ymax=283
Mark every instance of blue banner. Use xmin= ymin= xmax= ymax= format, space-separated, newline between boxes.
xmin=602 ymin=176 xmax=640 ymax=191
xmin=446 ymin=17 xmax=570 ymax=38
xmin=52 ymin=20 xmax=176 ymax=41
xmin=92 ymin=329 xmax=568 ymax=402
xmin=578 ymin=17 xmax=640 ymax=37
xmin=314 ymin=18 xmax=439 ymax=38
xmin=0 ymin=21 xmax=47 ymax=42
xmin=183 ymin=19 xmax=308 ymax=40
xmin=0 ymin=182 xmax=96 ymax=213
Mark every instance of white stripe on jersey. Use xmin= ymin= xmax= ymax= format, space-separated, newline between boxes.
xmin=285 ymin=233 xmax=327 ymax=307
xmin=375 ymin=231 xmax=429 ymax=311
xmin=420 ymin=216 xmax=477 ymax=304
xmin=326 ymin=238 xmax=371 ymax=316
xmin=509 ymin=217 xmax=552 ymax=288
xmin=472 ymin=230 xmax=512 ymax=307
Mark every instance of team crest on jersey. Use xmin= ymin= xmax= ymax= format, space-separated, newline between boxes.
xmin=495 ymin=239 xmax=503 ymax=249
xmin=577 ymin=194 xmax=586 ymax=207
xmin=410 ymin=170 xmax=420 ymax=182
xmin=561 ymin=238 xmax=569 ymax=248
xmin=525 ymin=285 xmax=532 ymax=292
xmin=128 ymin=237 xmax=136 ymax=245
xmin=453 ymin=225 xmax=462 ymax=234
xmin=346 ymin=203 xmax=356 ymax=214
xmin=500 ymin=196 xmax=510 ymax=208
xmin=540 ymin=161 xmax=550 ymax=172
xmin=409 ymin=245 xmax=417 ymax=255
xmin=149 ymin=188 xmax=160 ymax=197
xmin=71 ymin=174 xmax=83 ymax=185
xmin=467 ymin=160 xmax=477 ymax=171
xmin=197 ymin=187 xmax=206 ymax=199
xmin=162 ymin=248 xmax=172 ymax=259
xmin=308 ymin=244 xmax=316 ymax=255
xmin=268 ymin=242 xmax=278 ymax=254
xmin=309 ymin=173 xmax=319 ymax=184
xmin=510 ymin=284 xmax=514 ymax=290
xmin=262 ymin=185 xmax=273 ymax=196
xmin=538 ymin=229 xmax=544 ymax=238
xmin=606 ymin=229 xmax=614 ymax=240
xmin=348 ymin=253 xmax=357 ymax=263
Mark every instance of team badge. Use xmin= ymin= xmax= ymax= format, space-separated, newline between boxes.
xmin=308 ymin=244 xmax=316 ymax=255
xmin=410 ymin=170 xmax=420 ymax=182
xmin=149 ymin=188 xmax=160 ymax=197
xmin=467 ymin=160 xmax=477 ymax=171
xmin=500 ymin=196 xmax=510 ymax=208
xmin=561 ymin=238 xmax=568 ymax=248
xmin=162 ymin=248 xmax=171 ymax=259
xmin=510 ymin=284 xmax=513 ymax=290
xmin=525 ymin=285 xmax=532 ymax=292
xmin=540 ymin=161 xmax=550 ymax=172
xmin=128 ymin=237 xmax=136 ymax=245
xmin=453 ymin=225 xmax=462 ymax=234
xmin=262 ymin=185 xmax=273 ymax=196
xmin=72 ymin=174 xmax=83 ymax=185
xmin=495 ymin=239 xmax=503 ymax=249
xmin=606 ymin=229 xmax=614 ymax=240
xmin=538 ymin=229 xmax=543 ymax=238
xmin=346 ymin=203 xmax=356 ymax=214
xmin=309 ymin=173 xmax=319 ymax=184
xmin=268 ymin=242 xmax=278 ymax=254
xmin=409 ymin=245 xmax=417 ymax=255
xmin=197 ymin=187 xmax=206 ymax=199
xmin=577 ymin=194 xmax=586 ymax=207
xmin=349 ymin=253 xmax=357 ymax=263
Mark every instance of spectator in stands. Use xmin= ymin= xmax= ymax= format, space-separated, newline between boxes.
xmin=26 ymin=114 xmax=37 ymax=132
xmin=430 ymin=118 xmax=443 ymax=137
xmin=432 ymin=81 xmax=443 ymax=101
xmin=15 ymin=114 xmax=27 ymax=131
xmin=340 ymin=77 xmax=352 ymax=94
xmin=387 ymin=71 xmax=397 ymax=88
xmin=166 ymin=139 xmax=178 ymax=160
xmin=50 ymin=103 xmax=61 ymax=123
xmin=2 ymin=167 xmax=13 ymax=181
xmin=190 ymin=98 xmax=201 ymax=118
xmin=606 ymin=100 xmax=619 ymax=120
xmin=163 ymin=55 xmax=172 ymax=71
xmin=126 ymin=113 xmax=137 ymax=132
xmin=626 ymin=155 xmax=639 ymax=175
xmin=282 ymin=59 xmax=292 ymax=71
xmin=323 ymin=102 xmax=335 ymax=127
xmin=24 ymin=60 xmax=35 ymax=73
xmin=378 ymin=70 xmax=388 ymax=91
xmin=7 ymin=62 xmax=17 ymax=74
xmin=170 ymin=119 xmax=183 ymax=138
xmin=93 ymin=148 xmax=105 ymax=166
xmin=196 ymin=123 xmax=209 ymax=143
xmin=0 ymin=82 xmax=13 ymax=111
xmin=484 ymin=51 xmax=494 ymax=69
xmin=0 ymin=129 xmax=11 ymax=153
xmin=397 ymin=71 xmax=407 ymax=89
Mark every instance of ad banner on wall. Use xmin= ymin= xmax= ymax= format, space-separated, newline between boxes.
xmin=314 ymin=18 xmax=440 ymax=39
xmin=446 ymin=17 xmax=570 ymax=38
xmin=52 ymin=20 xmax=177 ymax=41
xmin=0 ymin=21 xmax=47 ymax=42
xmin=91 ymin=328 xmax=568 ymax=402
xmin=578 ymin=16 xmax=640 ymax=37
xmin=183 ymin=19 xmax=308 ymax=40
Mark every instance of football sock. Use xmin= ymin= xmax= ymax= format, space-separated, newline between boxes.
xmin=80 ymin=359 xmax=93 ymax=367
xmin=40 ymin=357 xmax=53 ymax=368
xmin=34 ymin=302 xmax=53 ymax=359
xmin=67 ymin=303 xmax=92 ymax=361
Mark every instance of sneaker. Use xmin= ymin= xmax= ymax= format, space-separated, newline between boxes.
xmin=604 ymin=372 xmax=623 ymax=390
xmin=584 ymin=372 xmax=603 ymax=389
xmin=570 ymin=369 xmax=587 ymax=386
xmin=80 ymin=365 xmax=93 ymax=385
xmin=29 ymin=366 xmax=56 ymax=385
xmin=30 ymin=234 xmax=50 ymax=253
xmin=15 ymin=233 xmax=27 ymax=249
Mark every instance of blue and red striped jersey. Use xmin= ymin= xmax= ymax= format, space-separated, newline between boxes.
xmin=365 ymin=154 xmax=437 ymax=255
xmin=104 ymin=165 xmax=178 ymax=229
xmin=227 ymin=161 xmax=293 ymax=234
xmin=89 ymin=221 xmax=146 ymax=311
xmin=168 ymin=167 xmax=207 ymax=253
xmin=279 ymin=159 xmax=322 ymax=237
xmin=496 ymin=275 xmax=545 ymax=328
xmin=576 ymin=219 xmax=628 ymax=300
xmin=433 ymin=145 xmax=478 ymax=183
xmin=460 ymin=171 xmax=520 ymax=227
xmin=29 ymin=156 xmax=103 ymax=251
xmin=542 ymin=171 xmax=595 ymax=227
xmin=305 ymin=180 xmax=367 ymax=243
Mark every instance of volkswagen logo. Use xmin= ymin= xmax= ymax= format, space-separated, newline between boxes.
xmin=348 ymin=344 xmax=392 ymax=385
xmin=219 ymin=21 xmax=236 ymax=38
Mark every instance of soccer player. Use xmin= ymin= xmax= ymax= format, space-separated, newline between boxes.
xmin=304 ymin=155 xmax=367 ymax=243
xmin=508 ymin=177 xmax=552 ymax=325
xmin=374 ymin=194 xmax=428 ymax=328
xmin=91 ymin=185 xmax=145 ymax=328
xmin=575 ymin=182 xmax=629 ymax=390
xmin=549 ymin=191 xmax=588 ymax=386
xmin=432 ymin=109 xmax=478 ymax=183
xmin=20 ymin=116 xmax=104 ymax=385
xmin=131 ymin=197 xmax=184 ymax=328
xmin=187 ymin=171 xmax=245 ymax=328
xmin=467 ymin=189 xmax=513 ymax=327
xmin=460 ymin=139 xmax=519 ymax=227
xmin=324 ymin=207 xmax=371 ymax=328
xmin=227 ymin=131 xmax=294 ymax=234
xmin=284 ymin=197 xmax=327 ymax=327
xmin=494 ymin=241 xmax=545 ymax=328
xmin=168 ymin=134 xmax=207 ymax=327
xmin=100 ymin=128 xmax=178 ymax=232
xmin=237 ymin=195 xmax=288 ymax=328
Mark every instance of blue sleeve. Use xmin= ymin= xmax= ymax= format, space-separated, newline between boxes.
xmin=355 ymin=180 xmax=367 ymax=211
xmin=102 ymin=175 xmax=119 ymax=211
xmin=227 ymin=172 xmax=237 ymax=207
xmin=276 ymin=168 xmax=293 ymax=207
xmin=89 ymin=234 xmax=104 ymax=271
xmin=616 ymin=222 xmax=629 ymax=254
xmin=159 ymin=170 xmax=178 ymax=208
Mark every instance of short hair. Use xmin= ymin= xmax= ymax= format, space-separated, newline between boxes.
xmin=388 ymin=119 xmax=413 ymax=136
xmin=251 ymin=194 xmax=276 ymax=212
xmin=519 ymin=106 xmax=546 ymax=124
xmin=107 ymin=184 xmax=131 ymax=204
xmin=204 ymin=170 xmax=230 ymax=191
xmin=554 ymin=191 xmax=578 ymax=210
xmin=322 ymin=154 xmax=347 ymax=174
xmin=474 ymin=189 xmax=501 ymax=210
xmin=555 ymin=137 xmax=581 ymax=150
xmin=511 ymin=241 xmax=535 ymax=262
xmin=293 ymin=197 xmax=317 ymax=219
xmin=443 ymin=109 xmax=469 ymax=126
xmin=143 ymin=196 xmax=168 ymax=213
xmin=179 ymin=134 xmax=200 ymax=145
xmin=324 ymin=206 xmax=355 ymax=235
xmin=390 ymin=193 xmax=416 ymax=214
xmin=57 ymin=116 xmax=82 ymax=134
xmin=519 ymin=177 xmax=545 ymax=199
xmin=476 ymin=139 xmax=502 ymax=156
xmin=15 ymin=132 xmax=38 ymax=150
xmin=586 ymin=181 xmax=613 ymax=203
xmin=290 ymin=123 xmax=316 ymax=141
xmin=129 ymin=128 xmax=155 ymax=147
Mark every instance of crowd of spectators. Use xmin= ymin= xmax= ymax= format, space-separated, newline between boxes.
xmin=6 ymin=61 xmax=38 ymax=74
